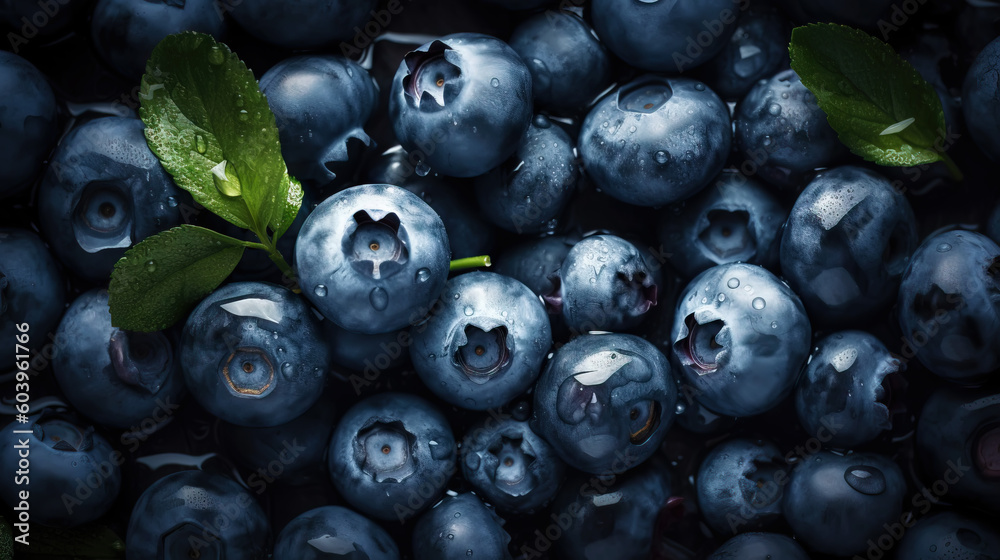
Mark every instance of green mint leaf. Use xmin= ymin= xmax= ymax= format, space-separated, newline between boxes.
xmin=139 ymin=32 xmax=292 ymax=234
xmin=273 ymin=175 xmax=304 ymax=242
xmin=789 ymin=23 xmax=950 ymax=168
xmin=109 ymin=225 xmax=246 ymax=332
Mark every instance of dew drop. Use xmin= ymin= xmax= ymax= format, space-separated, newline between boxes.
xmin=694 ymin=82 xmax=706 ymax=91
xmin=533 ymin=114 xmax=551 ymax=128
xmin=415 ymin=162 xmax=431 ymax=177
xmin=654 ymin=150 xmax=670 ymax=164
xmin=208 ymin=47 xmax=224 ymax=65
xmin=314 ymin=285 xmax=327 ymax=297
xmin=936 ymin=243 xmax=952 ymax=252
xmin=628 ymin=125 xmax=637 ymax=133
xmin=464 ymin=306 xmax=474 ymax=316
xmin=768 ymin=103 xmax=782 ymax=116
xmin=212 ymin=160 xmax=241 ymax=197
xmin=238 ymin=109 xmax=249 ymax=121
xmin=752 ymin=297 xmax=766 ymax=310
xmin=771 ymin=321 xmax=778 ymax=328
xmin=281 ymin=362 xmax=293 ymax=378
xmin=166 ymin=196 xmax=178 ymax=208
xmin=194 ymin=134 xmax=207 ymax=154
xmin=727 ymin=278 xmax=740 ymax=289
xmin=370 ymin=287 xmax=389 ymax=311
xmin=491 ymin=78 xmax=500 ymax=87
xmin=415 ymin=268 xmax=431 ymax=283
xmin=717 ymin=293 xmax=726 ymax=302
xmin=145 ymin=260 xmax=156 ymax=273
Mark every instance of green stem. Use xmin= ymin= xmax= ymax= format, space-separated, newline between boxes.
xmin=939 ymin=152 xmax=963 ymax=182
xmin=244 ymin=235 xmax=298 ymax=289
xmin=450 ymin=255 xmax=492 ymax=271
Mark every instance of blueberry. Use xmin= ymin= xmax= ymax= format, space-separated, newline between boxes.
xmin=579 ymin=76 xmax=731 ymax=206
xmin=671 ymin=263 xmax=811 ymax=417
xmin=126 ymin=470 xmax=270 ymax=559
xmin=296 ymin=184 xmax=451 ymax=335
xmin=532 ymin=333 xmax=677 ymax=473
xmin=795 ymin=331 xmax=904 ymax=448
xmin=0 ymin=411 xmax=121 ymax=527
xmin=508 ymin=10 xmax=612 ymax=114
xmin=916 ymin=384 xmax=1000 ymax=514
xmin=674 ymin=394 xmax=737 ymax=435
xmin=550 ymin=456 xmax=673 ymax=559
xmin=259 ymin=56 xmax=379 ymax=191
xmin=547 ymin=234 xmax=661 ymax=333
xmin=180 ymin=281 xmax=329 ymax=427
xmin=229 ymin=0 xmax=376 ymax=49
xmin=734 ymin=69 xmax=845 ymax=187
xmin=696 ymin=438 xmax=786 ymax=535
xmin=327 ymin=392 xmax=456 ymax=521
xmin=896 ymin=510 xmax=1000 ymax=560
xmin=493 ymin=232 xmax=576 ymax=295
xmin=460 ymin=416 xmax=565 ymax=513
xmin=659 ymin=170 xmax=787 ymax=280
xmin=474 ymin=114 xmax=579 ymax=235
xmin=0 ymin=51 xmax=57 ymax=199
xmin=698 ymin=7 xmax=792 ymax=101
xmin=781 ymin=165 xmax=918 ymax=327
xmin=896 ymin=229 xmax=1000 ymax=383
xmin=590 ymin=0 xmax=740 ymax=72
xmin=411 ymin=493 xmax=512 ymax=560
xmin=783 ymin=451 xmax=906 ymax=556
xmin=90 ymin=0 xmax=226 ymax=79
xmin=0 ymin=229 xmax=65 ymax=371
xmin=325 ymin=319 xmax=410 ymax=374
xmin=389 ymin=33 xmax=533 ymax=178
xmin=37 ymin=117 xmax=183 ymax=281
xmin=412 ymin=271 xmax=552 ymax=411
xmin=53 ymin=289 xmax=185 ymax=429
xmin=707 ymin=532 xmax=810 ymax=560
xmin=273 ymin=506 xmax=401 ymax=560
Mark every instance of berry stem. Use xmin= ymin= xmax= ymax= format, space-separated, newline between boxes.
xmin=449 ymin=255 xmax=492 ymax=271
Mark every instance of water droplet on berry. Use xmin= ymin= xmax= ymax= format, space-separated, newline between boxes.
xmin=752 ymin=297 xmax=766 ymax=309
xmin=936 ymin=243 xmax=952 ymax=252
xmin=727 ymin=278 xmax=740 ymax=289
xmin=415 ymin=268 xmax=431 ymax=283
xmin=491 ymin=78 xmax=500 ymax=87
xmin=654 ymin=151 xmax=670 ymax=164
xmin=370 ymin=287 xmax=388 ymax=311
xmin=768 ymin=103 xmax=782 ymax=116
xmin=281 ymin=362 xmax=293 ymax=378
xmin=314 ymin=285 xmax=327 ymax=297
xmin=464 ymin=306 xmax=474 ymax=316
xmin=166 ymin=196 xmax=178 ymax=208
xmin=415 ymin=162 xmax=431 ymax=176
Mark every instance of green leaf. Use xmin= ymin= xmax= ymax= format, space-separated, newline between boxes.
xmin=273 ymin=175 xmax=304 ymax=242
xmin=109 ymin=225 xmax=246 ymax=332
xmin=13 ymin=523 xmax=124 ymax=559
xmin=789 ymin=23 xmax=954 ymax=170
xmin=139 ymin=32 xmax=293 ymax=233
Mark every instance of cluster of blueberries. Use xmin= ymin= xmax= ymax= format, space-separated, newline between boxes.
xmin=2 ymin=0 xmax=1000 ymax=558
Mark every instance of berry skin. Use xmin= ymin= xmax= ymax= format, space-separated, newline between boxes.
xmin=579 ymin=76 xmax=731 ymax=207
xmin=896 ymin=511 xmax=1000 ymax=560
xmin=327 ymin=392 xmax=456 ymax=522
xmin=180 ymin=281 xmax=330 ymax=427
xmin=296 ymin=184 xmax=451 ymax=335
xmin=0 ymin=411 xmax=121 ymax=527
xmin=37 ymin=117 xmax=183 ymax=281
xmin=671 ymin=263 xmax=811 ymax=417
xmin=532 ymin=333 xmax=677 ymax=474
xmin=696 ymin=438 xmax=786 ymax=535
xmin=53 ymin=289 xmax=185 ymax=429
xmin=493 ymin=234 xmax=577 ymax=298
xmin=780 ymin=165 xmax=918 ymax=327
xmin=794 ymin=331 xmax=904 ymax=448
xmin=228 ymin=0 xmax=376 ymax=49
xmin=411 ymin=271 xmax=552 ymax=411
xmin=698 ymin=7 xmax=792 ymax=101
xmin=259 ymin=55 xmax=379 ymax=191
xmin=273 ymin=506 xmax=401 ymax=560
xmin=126 ymin=470 xmax=270 ymax=559
xmin=707 ymin=532 xmax=810 ymax=560
xmin=783 ymin=451 xmax=906 ymax=556
xmin=659 ymin=170 xmax=787 ymax=280
xmin=896 ymin=229 xmax=1000 ymax=384
xmin=411 ymin=493 xmax=513 ymax=560
xmin=0 ymin=51 xmax=57 ymax=199
xmin=389 ymin=33 xmax=532 ymax=178
xmin=461 ymin=416 xmax=566 ymax=513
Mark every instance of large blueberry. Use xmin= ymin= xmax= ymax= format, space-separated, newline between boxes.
xmin=493 ymin=234 xmax=576 ymax=298
xmin=708 ymin=532 xmax=810 ymax=560
xmin=126 ymin=470 xmax=270 ymax=559
xmin=53 ymin=289 xmax=185 ymax=429
xmin=0 ymin=411 xmax=121 ymax=527
xmin=781 ymin=165 xmax=918 ymax=327
xmin=229 ymin=0 xmax=377 ymax=49
xmin=696 ymin=438 xmax=786 ymax=535
xmin=735 ymin=69 xmax=845 ymax=187
xmin=0 ymin=51 xmax=57 ymax=199
xmin=273 ymin=506 xmax=400 ymax=560
xmin=783 ymin=451 xmax=905 ymax=556
xmin=671 ymin=263 xmax=811 ymax=417
xmin=659 ymin=170 xmax=786 ymax=280
xmin=897 ymin=230 xmax=1000 ymax=383
xmin=795 ymin=331 xmax=904 ymax=448
xmin=590 ymin=0 xmax=741 ymax=72
xmin=0 ymin=229 xmax=65 ymax=371
xmin=461 ymin=416 xmax=565 ymax=513
xmin=389 ymin=33 xmax=532 ymax=178
xmin=259 ymin=56 xmax=379 ymax=191
xmin=296 ymin=184 xmax=451 ymax=335
xmin=896 ymin=511 xmax=1000 ymax=560
xmin=532 ymin=333 xmax=677 ymax=473
xmin=90 ymin=0 xmax=226 ymax=79
xmin=579 ymin=76 xmax=731 ymax=206
xmin=508 ymin=10 xmax=612 ymax=114
xmin=698 ymin=7 xmax=792 ymax=101
xmin=916 ymin=385 xmax=1000 ymax=514
xmin=181 ymin=281 xmax=330 ymax=427
xmin=474 ymin=114 xmax=579 ymax=235
xmin=966 ymin=36 xmax=1000 ymax=161
xmin=547 ymin=234 xmax=661 ymax=333
xmin=37 ymin=117 xmax=183 ymax=281
xmin=327 ymin=392 xmax=456 ymax=521
xmin=324 ymin=319 xmax=410 ymax=374
xmin=412 ymin=272 xmax=551 ymax=410
xmin=412 ymin=493 xmax=512 ymax=560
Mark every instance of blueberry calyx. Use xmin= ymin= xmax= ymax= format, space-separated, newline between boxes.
xmin=487 ymin=435 xmax=535 ymax=496
xmin=221 ymin=347 xmax=275 ymax=397
xmin=455 ymin=324 xmax=511 ymax=382
xmin=402 ymin=41 xmax=462 ymax=110
xmin=675 ymin=315 xmax=725 ymax=374
xmin=697 ymin=209 xmax=755 ymax=262
xmin=627 ymin=400 xmax=661 ymax=444
xmin=617 ymin=78 xmax=673 ymax=113
xmin=542 ymin=275 xmax=563 ymax=314
xmin=974 ymin=424 xmax=1000 ymax=478
xmin=615 ymin=270 xmax=658 ymax=315
xmin=356 ymin=420 xmax=417 ymax=483
xmin=108 ymin=329 xmax=172 ymax=394
xmin=33 ymin=416 xmax=94 ymax=452
xmin=73 ymin=183 xmax=133 ymax=254
xmin=345 ymin=210 xmax=409 ymax=280
xmin=843 ymin=465 xmax=887 ymax=495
